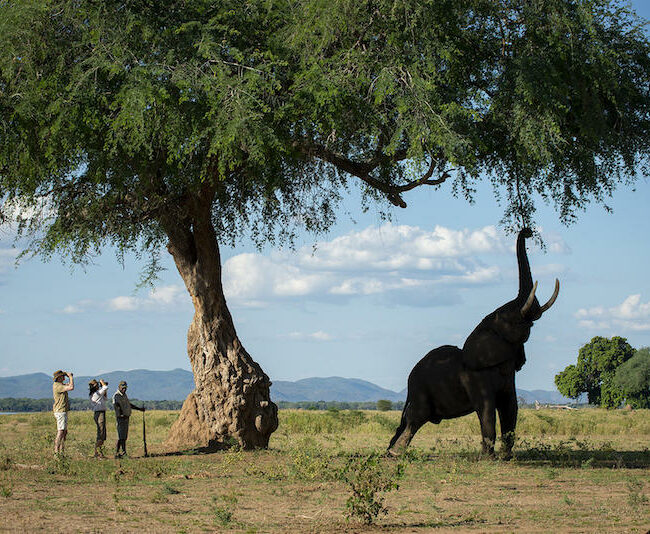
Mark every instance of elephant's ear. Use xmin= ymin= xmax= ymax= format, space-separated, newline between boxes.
xmin=462 ymin=321 xmax=514 ymax=370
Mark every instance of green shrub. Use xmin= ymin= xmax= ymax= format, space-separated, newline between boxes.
xmin=212 ymin=493 xmax=238 ymax=526
xmin=339 ymin=452 xmax=405 ymax=524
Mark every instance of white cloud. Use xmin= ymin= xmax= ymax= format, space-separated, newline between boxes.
xmin=148 ymin=285 xmax=187 ymax=306
xmin=576 ymin=294 xmax=650 ymax=332
xmin=222 ymin=223 xmax=547 ymax=307
xmin=107 ymin=296 xmax=139 ymax=312
xmin=57 ymin=223 xmax=569 ymax=313
xmin=61 ymin=285 xmax=190 ymax=314
xmin=0 ymin=248 xmax=19 ymax=272
xmin=285 ymin=331 xmax=334 ymax=342
xmin=61 ymin=299 xmax=94 ymax=314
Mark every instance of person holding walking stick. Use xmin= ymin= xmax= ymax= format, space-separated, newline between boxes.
xmin=111 ymin=381 xmax=145 ymax=459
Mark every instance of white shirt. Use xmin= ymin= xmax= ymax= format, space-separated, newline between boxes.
xmin=90 ymin=385 xmax=108 ymax=411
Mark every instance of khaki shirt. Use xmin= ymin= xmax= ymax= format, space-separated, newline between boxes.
xmin=52 ymin=382 xmax=69 ymax=413
xmin=113 ymin=390 xmax=132 ymax=417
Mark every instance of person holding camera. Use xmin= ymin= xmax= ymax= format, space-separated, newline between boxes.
xmin=52 ymin=370 xmax=74 ymax=455
xmin=88 ymin=379 xmax=109 ymax=458
xmin=112 ymin=381 xmax=145 ymax=458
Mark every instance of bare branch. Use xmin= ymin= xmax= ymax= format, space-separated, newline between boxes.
xmin=294 ymin=140 xmax=450 ymax=208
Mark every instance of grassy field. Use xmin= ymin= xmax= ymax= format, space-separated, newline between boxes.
xmin=0 ymin=408 xmax=648 ymax=533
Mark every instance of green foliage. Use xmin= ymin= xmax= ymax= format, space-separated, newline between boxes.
xmin=287 ymin=438 xmax=335 ymax=481
xmin=555 ymin=336 xmax=635 ymax=407
xmin=376 ymin=399 xmax=392 ymax=412
xmin=339 ymin=452 xmax=405 ymax=525
xmin=1 ymin=0 xmax=650 ymax=271
xmin=211 ymin=493 xmax=238 ymax=526
xmin=626 ymin=478 xmax=648 ymax=507
xmin=615 ymin=348 xmax=650 ymax=408
xmin=0 ymin=483 xmax=12 ymax=498
xmin=281 ymin=409 xmax=368 ymax=435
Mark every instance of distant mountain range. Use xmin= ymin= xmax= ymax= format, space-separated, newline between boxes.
xmin=0 ymin=369 xmax=576 ymax=404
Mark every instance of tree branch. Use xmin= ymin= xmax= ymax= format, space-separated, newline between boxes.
xmin=294 ymin=140 xmax=450 ymax=208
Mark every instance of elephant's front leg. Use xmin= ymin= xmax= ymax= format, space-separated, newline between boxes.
xmin=497 ymin=388 xmax=518 ymax=460
xmin=476 ymin=399 xmax=497 ymax=457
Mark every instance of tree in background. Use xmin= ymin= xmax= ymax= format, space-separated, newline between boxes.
xmin=614 ymin=348 xmax=650 ymax=408
xmin=376 ymin=400 xmax=393 ymax=412
xmin=555 ymin=336 xmax=635 ymax=408
xmin=2 ymin=1 xmax=650 ymax=449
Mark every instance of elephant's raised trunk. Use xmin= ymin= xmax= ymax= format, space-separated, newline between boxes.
xmin=516 ymin=228 xmax=534 ymax=302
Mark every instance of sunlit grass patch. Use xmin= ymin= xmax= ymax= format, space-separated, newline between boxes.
xmin=0 ymin=408 xmax=648 ymax=532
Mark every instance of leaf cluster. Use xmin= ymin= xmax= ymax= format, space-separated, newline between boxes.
xmin=614 ymin=347 xmax=650 ymax=408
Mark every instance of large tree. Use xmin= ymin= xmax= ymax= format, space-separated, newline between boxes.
xmin=2 ymin=1 xmax=650 ymax=449
xmin=555 ymin=336 xmax=635 ymax=407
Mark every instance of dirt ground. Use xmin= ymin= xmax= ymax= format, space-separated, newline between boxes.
xmin=0 ymin=409 xmax=648 ymax=533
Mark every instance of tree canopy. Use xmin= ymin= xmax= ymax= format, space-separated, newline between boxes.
xmin=614 ymin=347 xmax=650 ymax=408
xmin=2 ymin=0 xmax=650 ymax=261
xmin=555 ymin=336 xmax=635 ymax=407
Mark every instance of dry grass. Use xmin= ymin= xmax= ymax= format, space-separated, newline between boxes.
xmin=0 ymin=408 xmax=648 ymax=533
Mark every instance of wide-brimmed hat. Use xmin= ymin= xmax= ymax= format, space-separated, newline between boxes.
xmin=53 ymin=370 xmax=65 ymax=381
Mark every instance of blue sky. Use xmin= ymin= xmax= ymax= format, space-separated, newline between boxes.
xmin=1 ymin=1 xmax=650 ymax=393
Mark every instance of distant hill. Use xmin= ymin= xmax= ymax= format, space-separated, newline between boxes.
xmin=272 ymin=377 xmax=405 ymax=403
xmin=0 ymin=370 xmax=577 ymax=404
xmin=0 ymin=369 xmax=195 ymax=401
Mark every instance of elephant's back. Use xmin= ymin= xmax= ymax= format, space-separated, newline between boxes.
xmin=411 ymin=345 xmax=462 ymax=375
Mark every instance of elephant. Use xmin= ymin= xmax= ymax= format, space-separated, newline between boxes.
xmin=388 ymin=228 xmax=559 ymax=458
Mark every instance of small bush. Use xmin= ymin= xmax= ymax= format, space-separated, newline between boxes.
xmin=339 ymin=452 xmax=405 ymax=524
xmin=212 ymin=493 xmax=238 ymax=526
xmin=0 ymin=484 xmax=12 ymax=498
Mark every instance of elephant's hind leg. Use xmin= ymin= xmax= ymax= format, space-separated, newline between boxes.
xmin=387 ymin=400 xmax=428 ymax=456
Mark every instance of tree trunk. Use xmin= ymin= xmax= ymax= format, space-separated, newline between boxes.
xmin=160 ymin=197 xmax=278 ymax=451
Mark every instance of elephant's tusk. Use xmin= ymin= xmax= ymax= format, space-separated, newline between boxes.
xmin=539 ymin=279 xmax=560 ymax=313
xmin=520 ymin=281 xmax=538 ymax=316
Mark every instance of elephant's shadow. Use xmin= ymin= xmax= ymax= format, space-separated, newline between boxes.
xmin=401 ymin=447 xmax=650 ymax=468
xmin=511 ymin=446 xmax=650 ymax=468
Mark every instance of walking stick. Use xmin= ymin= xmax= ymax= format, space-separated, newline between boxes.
xmin=142 ymin=408 xmax=148 ymax=457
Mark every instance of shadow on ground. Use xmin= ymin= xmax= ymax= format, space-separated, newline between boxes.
xmin=512 ymin=447 xmax=650 ymax=468
xmin=397 ymin=447 xmax=650 ymax=468
xmin=149 ymin=442 xmax=233 ymax=457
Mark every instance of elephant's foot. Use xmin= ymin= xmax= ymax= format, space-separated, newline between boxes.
xmin=386 ymin=447 xmax=401 ymax=458
xmin=479 ymin=449 xmax=496 ymax=460
xmin=480 ymin=437 xmax=496 ymax=459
